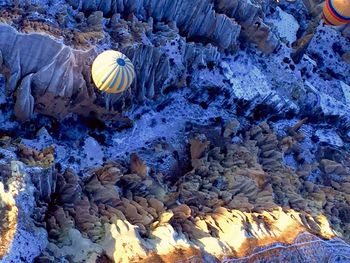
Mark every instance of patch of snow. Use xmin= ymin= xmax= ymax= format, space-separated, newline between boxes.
xmin=20 ymin=127 xmax=54 ymax=151
xmin=222 ymin=49 xmax=301 ymax=115
xmin=82 ymin=136 xmax=104 ymax=168
xmin=106 ymin=87 xmax=233 ymax=171
xmin=1 ymin=225 xmax=47 ymax=263
xmin=319 ymin=92 xmax=349 ymax=116
xmin=266 ymin=6 xmax=300 ymax=44
xmin=0 ymin=148 xmax=17 ymax=164
xmin=302 ymin=54 xmax=317 ymax=67
xmin=161 ymin=36 xmax=185 ymax=66
xmin=315 ymin=129 xmax=344 ymax=148
xmin=340 ymin=81 xmax=350 ymax=105
xmin=305 ymin=81 xmax=350 ymax=116
xmin=36 ymin=127 xmax=53 ymax=142
xmin=54 ymin=144 xmax=69 ymax=164
xmin=221 ymin=59 xmax=271 ymax=100
xmin=307 ymin=25 xmax=350 ymax=84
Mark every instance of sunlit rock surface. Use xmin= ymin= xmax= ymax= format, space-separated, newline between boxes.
xmin=0 ymin=161 xmax=47 ymax=263
xmin=2 ymin=119 xmax=350 ymax=262
xmin=0 ymin=165 xmax=17 ymax=260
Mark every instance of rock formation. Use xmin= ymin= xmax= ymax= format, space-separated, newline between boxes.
xmin=0 ymin=160 xmax=47 ymax=263
xmin=0 ymin=165 xmax=17 ymax=260
xmin=1 ymin=119 xmax=348 ymax=262
xmin=0 ymin=0 xmax=281 ymax=120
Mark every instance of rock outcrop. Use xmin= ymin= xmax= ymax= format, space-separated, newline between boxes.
xmin=0 ymin=0 xmax=281 ymax=120
xmin=0 ymin=23 xmax=95 ymax=120
xmin=0 ymin=160 xmax=47 ymax=263
xmin=15 ymin=120 xmax=350 ymax=262
xmin=0 ymin=164 xmax=17 ymax=259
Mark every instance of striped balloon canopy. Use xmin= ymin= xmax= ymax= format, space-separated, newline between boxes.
xmin=323 ymin=0 xmax=350 ymax=26
xmin=92 ymin=50 xmax=135 ymax=94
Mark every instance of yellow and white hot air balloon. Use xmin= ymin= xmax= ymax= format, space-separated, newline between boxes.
xmin=92 ymin=50 xmax=135 ymax=93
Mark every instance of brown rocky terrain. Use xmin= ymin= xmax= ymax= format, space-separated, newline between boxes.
xmin=0 ymin=119 xmax=348 ymax=262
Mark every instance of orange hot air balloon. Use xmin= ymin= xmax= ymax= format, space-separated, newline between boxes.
xmin=323 ymin=0 xmax=350 ymax=26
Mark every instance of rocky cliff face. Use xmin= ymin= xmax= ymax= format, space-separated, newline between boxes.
xmin=0 ymin=0 xmax=280 ymax=121
xmin=0 ymin=24 xmax=94 ymax=120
